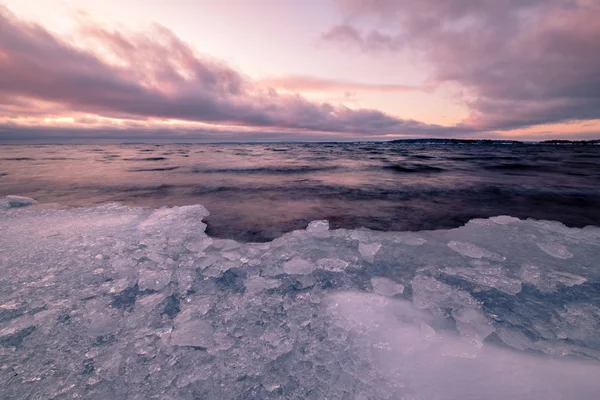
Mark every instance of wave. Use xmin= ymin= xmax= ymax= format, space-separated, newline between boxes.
xmin=123 ymin=157 xmax=168 ymax=161
xmin=383 ymin=164 xmax=446 ymax=173
xmin=129 ymin=166 xmax=180 ymax=172
xmin=191 ymin=165 xmax=338 ymax=174
xmin=484 ymin=163 xmax=555 ymax=172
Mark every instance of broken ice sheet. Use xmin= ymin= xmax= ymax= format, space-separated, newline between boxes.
xmin=1 ymin=203 xmax=600 ymax=399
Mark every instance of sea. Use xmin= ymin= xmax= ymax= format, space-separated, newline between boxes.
xmin=1 ymin=142 xmax=599 ymax=241
xmin=1 ymin=142 xmax=600 ymax=399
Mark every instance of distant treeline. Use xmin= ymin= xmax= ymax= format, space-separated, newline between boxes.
xmin=387 ymin=138 xmax=600 ymax=145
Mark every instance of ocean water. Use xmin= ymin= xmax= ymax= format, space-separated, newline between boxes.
xmin=1 ymin=143 xmax=600 ymax=399
xmin=1 ymin=143 xmax=599 ymax=241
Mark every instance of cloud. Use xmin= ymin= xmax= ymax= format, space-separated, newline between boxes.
xmin=0 ymin=6 xmax=469 ymax=139
xmin=323 ymin=0 xmax=600 ymax=130
xmin=259 ymin=75 xmax=425 ymax=93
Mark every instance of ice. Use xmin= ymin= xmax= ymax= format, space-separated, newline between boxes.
xmin=537 ymin=242 xmax=573 ymax=259
xmin=244 ymin=276 xmax=281 ymax=294
xmin=306 ymin=220 xmax=329 ymax=234
xmin=490 ymin=215 xmax=520 ymax=225
xmin=137 ymin=269 xmax=172 ymax=291
xmin=1 ymin=204 xmax=600 ymax=399
xmin=358 ymin=242 xmax=381 ymax=263
xmin=411 ymin=275 xmax=481 ymax=312
xmin=0 ymin=195 xmax=38 ymax=208
xmin=519 ymin=264 xmax=586 ymax=292
xmin=169 ymin=319 xmax=214 ymax=349
xmin=442 ymin=264 xmax=522 ymax=295
xmin=316 ymin=257 xmax=349 ymax=272
xmin=327 ymin=291 xmax=600 ymax=399
xmin=184 ymin=237 xmax=213 ymax=252
xmin=448 ymin=240 xmax=506 ymax=261
xmin=393 ymin=233 xmax=426 ymax=245
xmin=282 ymin=256 xmax=315 ymax=275
xmin=86 ymin=312 xmax=118 ymax=337
xmin=411 ymin=275 xmax=493 ymax=342
xmin=370 ymin=277 xmax=404 ymax=297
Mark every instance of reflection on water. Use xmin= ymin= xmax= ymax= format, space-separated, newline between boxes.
xmin=1 ymin=143 xmax=599 ymax=241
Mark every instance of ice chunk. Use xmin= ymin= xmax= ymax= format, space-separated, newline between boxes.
xmin=370 ymin=277 xmax=404 ymax=297
xmin=411 ymin=275 xmax=480 ymax=312
xmin=1 ymin=195 xmax=37 ymax=208
xmin=520 ymin=264 xmax=586 ymax=292
xmin=137 ymin=292 xmax=167 ymax=309
xmin=108 ymin=278 xmax=131 ymax=293
xmin=184 ymin=237 xmax=213 ymax=252
xmin=393 ymin=234 xmax=426 ymax=245
xmin=411 ymin=275 xmax=492 ymax=340
xmin=442 ymin=265 xmax=522 ymax=295
xmin=328 ymin=292 xmax=430 ymax=331
xmin=169 ymin=319 xmax=214 ymax=349
xmin=537 ymin=242 xmax=573 ymax=259
xmin=451 ymin=307 xmax=494 ymax=342
xmin=306 ymin=220 xmax=329 ymax=233
xmin=316 ymin=258 xmax=350 ymax=272
xmin=138 ymin=270 xmax=172 ymax=291
xmin=210 ymin=238 xmax=240 ymax=250
xmin=358 ymin=242 xmax=381 ymax=263
xmin=552 ymin=271 xmax=587 ymax=287
xmin=222 ymin=251 xmax=241 ymax=261
xmin=282 ymin=257 xmax=315 ymax=275
xmin=447 ymin=241 xmax=505 ymax=261
xmin=87 ymin=313 xmax=117 ymax=337
xmin=490 ymin=215 xmax=520 ymax=225
xmin=495 ymin=327 xmax=534 ymax=351
xmin=244 ymin=276 xmax=281 ymax=294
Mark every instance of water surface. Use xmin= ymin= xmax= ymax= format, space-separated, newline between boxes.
xmin=1 ymin=143 xmax=599 ymax=241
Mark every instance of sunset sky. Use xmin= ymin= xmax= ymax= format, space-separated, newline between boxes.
xmin=1 ymin=0 xmax=599 ymax=142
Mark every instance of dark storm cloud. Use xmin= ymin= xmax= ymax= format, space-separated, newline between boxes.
xmin=0 ymin=6 xmax=471 ymax=139
xmin=323 ymin=0 xmax=600 ymax=130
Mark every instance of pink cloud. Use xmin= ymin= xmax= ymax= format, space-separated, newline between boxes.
xmin=324 ymin=0 xmax=600 ymax=130
xmin=260 ymin=75 xmax=425 ymax=93
xmin=0 ymin=6 xmax=467 ymax=138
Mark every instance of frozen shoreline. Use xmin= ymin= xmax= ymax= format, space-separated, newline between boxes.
xmin=1 ymin=199 xmax=600 ymax=399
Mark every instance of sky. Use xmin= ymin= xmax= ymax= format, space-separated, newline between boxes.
xmin=1 ymin=0 xmax=599 ymax=142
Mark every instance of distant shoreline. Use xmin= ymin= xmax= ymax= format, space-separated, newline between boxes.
xmin=387 ymin=138 xmax=600 ymax=145
xmin=1 ymin=139 xmax=600 ymax=145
